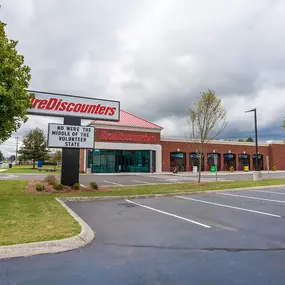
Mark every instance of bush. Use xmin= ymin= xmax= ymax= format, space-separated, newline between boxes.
xmin=44 ymin=175 xmax=58 ymax=185
xmin=36 ymin=184 xmax=45 ymax=191
xmin=73 ymin=183 xmax=80 ymax=190
xmin=54 ymin=183 xmax=64 ymax=190
xmin=90 ymin=182 xmax=98 ymax=190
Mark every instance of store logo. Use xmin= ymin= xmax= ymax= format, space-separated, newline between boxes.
xmin=31 ymin=98 xmax=116 ymax=116
xmin=100 ymin=131 xmax=156 ymax=143
xmin=28 ymin=91 xmax=120 ymax=121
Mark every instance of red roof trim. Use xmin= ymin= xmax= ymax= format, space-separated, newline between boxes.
xmin=121 ymin=110 xmax=163 ymax=129
xmin=91 ymin=110 xmax=163 ymax=130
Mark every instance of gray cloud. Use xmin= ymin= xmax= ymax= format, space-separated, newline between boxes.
xmin=1 ymin=0 xmax=285 ymax=156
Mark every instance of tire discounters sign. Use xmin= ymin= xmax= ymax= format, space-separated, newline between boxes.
xmin=48 ymin=124 xmax=95 ymax=148
xmin=28 ymin=91 xmax=120 ymax=121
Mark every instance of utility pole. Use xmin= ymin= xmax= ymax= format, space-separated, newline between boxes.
xmin=15 ymin=136 xmax=19 ymax=164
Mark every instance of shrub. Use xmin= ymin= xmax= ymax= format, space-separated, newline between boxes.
xmin=36 ymin=184 xmax=45 ymax=191
xmin=54 ymin=183 xmax=64 ymax=190
xmin=90 ymin=182 xmax=98 ymax=190
xmin=44 ymin=175 xmax=58 ymax=185
xmin=73 ymin=183 xmax=80 ymax=190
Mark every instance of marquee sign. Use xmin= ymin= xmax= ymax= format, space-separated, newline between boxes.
xmin=47 ymin=123 xmax=95 ymax=148
xmin=100 ymin=131 xmax=156 ymax=143
xmin=28 ymin=91 xmax=120 ymax=121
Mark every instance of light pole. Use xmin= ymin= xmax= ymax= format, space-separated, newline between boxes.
xmin=245 ymin=108 xmax=259 ymax=171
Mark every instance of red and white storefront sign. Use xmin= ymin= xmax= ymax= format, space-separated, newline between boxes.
xmin=28 ymin=91 xmax=120 ymax=121
xmin=99 ymin=131 xmax=156 ymax=143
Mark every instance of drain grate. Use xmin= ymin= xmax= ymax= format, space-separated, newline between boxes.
xmin=118 ymin=202 xmax=137 ymax=208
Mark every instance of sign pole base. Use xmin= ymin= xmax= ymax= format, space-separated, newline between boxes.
xmin=61 ymin=116 xmax=81 ymax=186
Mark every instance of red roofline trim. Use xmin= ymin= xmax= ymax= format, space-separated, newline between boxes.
xmin=121 ymin=110 xmax=163 ymax=129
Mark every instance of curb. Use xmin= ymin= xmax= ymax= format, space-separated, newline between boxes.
xmin=61 ymin=184 xmax=285 ymax=202
xmin=0 ymin=198 xmax=95 ymax=260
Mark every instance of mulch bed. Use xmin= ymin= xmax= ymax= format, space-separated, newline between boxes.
xmin=26 ymin=180 xmax=108 ymax=194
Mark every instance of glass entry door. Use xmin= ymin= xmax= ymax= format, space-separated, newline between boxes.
xmin=91 ymin=149 xmax=151 ymax=173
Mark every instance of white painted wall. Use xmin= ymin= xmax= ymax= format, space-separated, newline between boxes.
xmin=84 ymin=142 xmax=162 ymax=172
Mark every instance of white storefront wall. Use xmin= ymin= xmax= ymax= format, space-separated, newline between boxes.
xmin=84 ymin=142 xmax=162 ymax=173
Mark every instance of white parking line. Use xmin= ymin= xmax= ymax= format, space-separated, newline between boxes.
xmin=103 ymin=180 xmax=123 ymax=186
xmin=251 ymin=190 xmax=285 ymax=195
xmin=218 ymin=192 xmax=285 ymax=204
xmin=125 ymin=199 xmax=211 ymax=228
xmin=176 ymin=196 xmax=281 ymax=218
xmin=132 ymin=180 xmax=150 ymax=184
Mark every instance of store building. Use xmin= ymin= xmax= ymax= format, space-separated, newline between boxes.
xmin=80 ymin=110 xmax=285 ymax=173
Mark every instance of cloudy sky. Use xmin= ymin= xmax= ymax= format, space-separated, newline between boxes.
xmin=1 ymin=0 xmax=285 ymax=156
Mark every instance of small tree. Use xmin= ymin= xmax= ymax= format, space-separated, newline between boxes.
xmin=188 ymin=90 xmax=227 ymax=183
xmin=18 ymin=128 xmax=48 ymax=168
xmin=47 ymin=150 xmax=62 ymax=165
xmin=238 ymin=137 xmax=254 ymax=142
xmin=246 ymin=137 xmax=254 ymax=142
xmin=54 ymin=150 xmax=62 ymax=164
xmin=9 ymin=155 xmax=16 ymax=162
xmin=0 ymin=150 xmax=4 ymax=161
xmin=0 ymin=21 xmax=33 ymax=143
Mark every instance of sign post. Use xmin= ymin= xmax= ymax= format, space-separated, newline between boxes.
xmin=61 ymin=117 xmax=81 ymax=186
xmin=27 ymin=90 xmax=120 ymax=186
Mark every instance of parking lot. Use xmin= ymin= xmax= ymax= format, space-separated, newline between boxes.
xmin=79 ymin=171 xmax=285 ymax=187
xmin=1 ymin=187 xmax=285 ymax=284
xmin=79 ymin=173 xmax=217 ymax=187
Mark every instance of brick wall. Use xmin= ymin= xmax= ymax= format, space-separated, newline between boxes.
xmin=161 ymin=140 xmax=270 ymax=172
xmin=269 ymin=144 xmax=285 ymax=170
xmin=79 ymin=149 xmax=85 ymax=172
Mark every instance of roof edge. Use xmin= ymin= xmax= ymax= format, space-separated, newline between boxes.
xmin=122 ymin=110 xmax=163 ymax=129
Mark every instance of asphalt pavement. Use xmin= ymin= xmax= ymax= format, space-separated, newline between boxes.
xmin=1 ymin=187 xmax=285 ymax=284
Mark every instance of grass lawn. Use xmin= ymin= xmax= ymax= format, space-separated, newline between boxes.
xmin=2 ymin=164 xmax=61 ymax=174
xmin=1 ymin=178 xmax=285 ymax=246
xmin=0 ymin=180 xmax=79 ymax=246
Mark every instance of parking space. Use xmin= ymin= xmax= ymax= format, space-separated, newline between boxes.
xmin=68 ymin=187 xmax=285 ymax=250
xmin=79 ymin=173 xmax=233 ymax=187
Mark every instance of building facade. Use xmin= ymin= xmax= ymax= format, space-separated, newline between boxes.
xmin=80 ymin=110 xmax=285 ymax=173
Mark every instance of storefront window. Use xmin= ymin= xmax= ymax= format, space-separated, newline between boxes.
xmin=207 ymin=153 xmax=221 ymax=171
xmin=91 ymin=149 xmax=152 ymax=173
xmin=170 ymin=152 xmax=186 ymax=171
xmin=238 ymin=154 xmax=250 ymax=171
xmin=189 ymin=153 xmax=204 ymax=171
xmin=253 ymin=154 xmax=264 ymax=170
xmin=223 ymin=153 xmax=236 ymax=171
